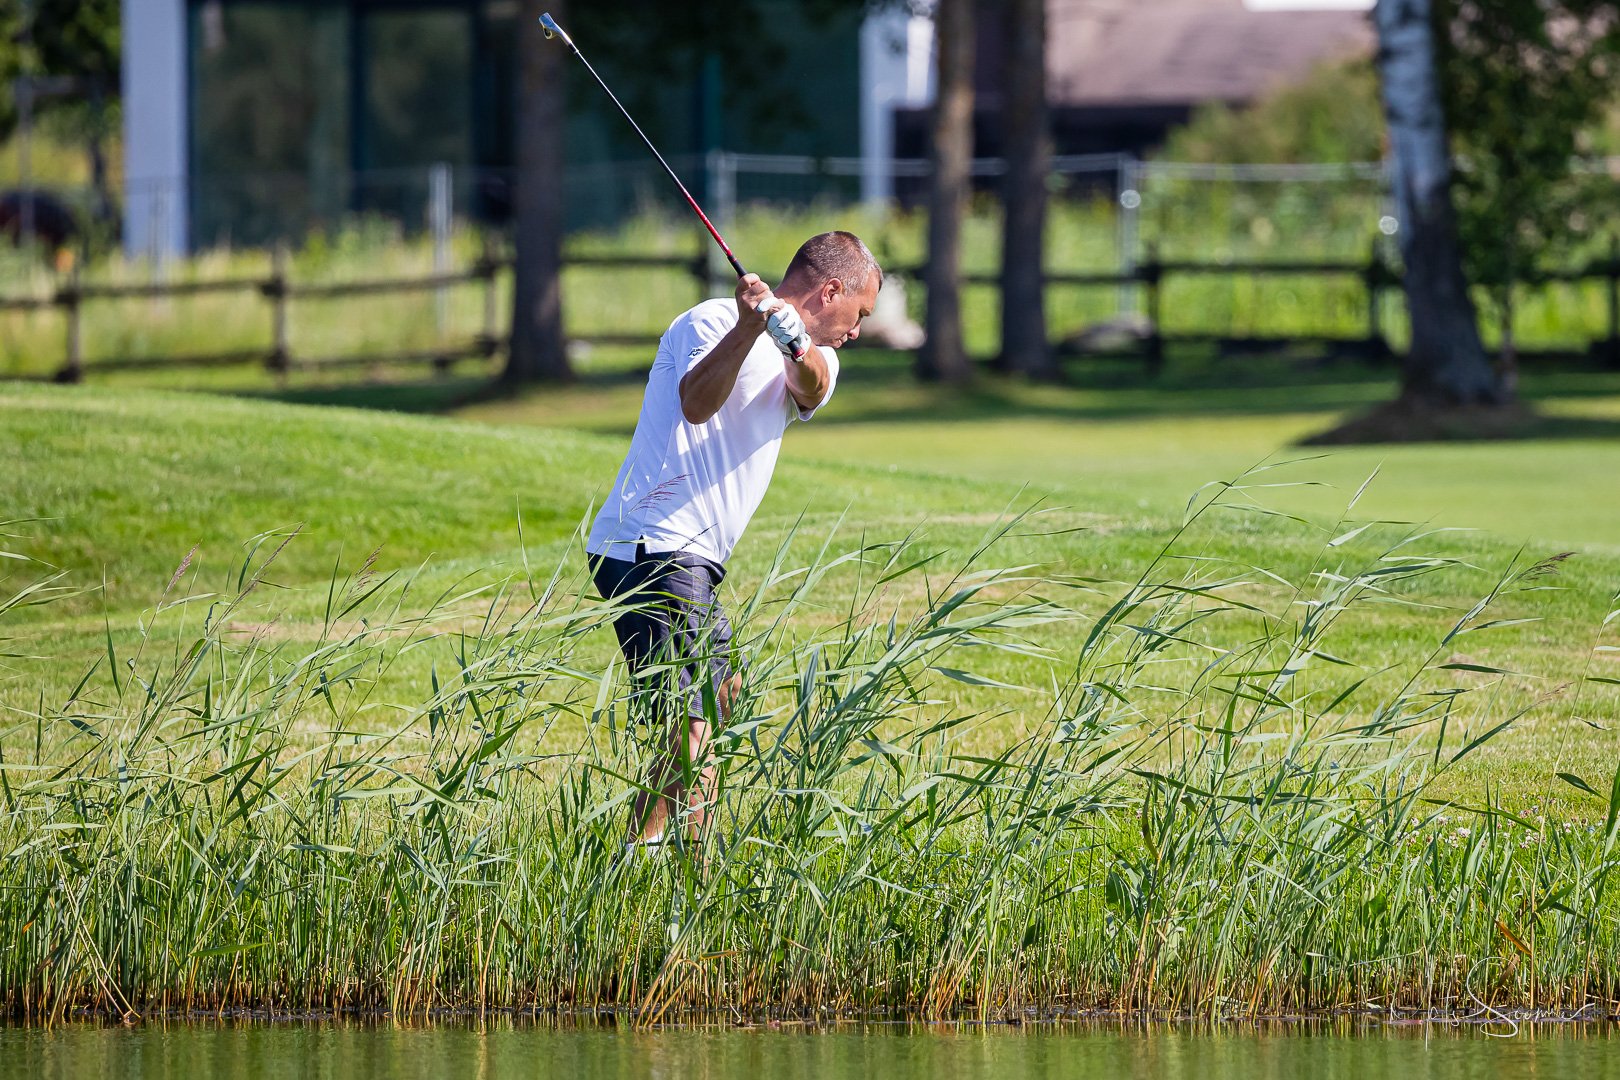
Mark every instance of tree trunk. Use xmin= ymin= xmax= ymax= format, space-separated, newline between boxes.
xmin=1494 ymin=286 xmax=1519 ymax=398
xmin=917 ymin=0 xmax=974 ymax=384
xmin=1374 ymin=0 xmax=1501 ymax=406
xmin=505 ymin=0 xmax=573 ymax=384
xmin=998 ymin=0 xmax=1055 ymax=380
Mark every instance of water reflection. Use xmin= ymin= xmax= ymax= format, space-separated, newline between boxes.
xmin=1 ymin=1018 xmax=1614 ymax=1080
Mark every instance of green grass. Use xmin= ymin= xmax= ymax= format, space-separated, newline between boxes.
xmin=452 ymin=357 xmax=1620 ymax=555
xmin=6 ymin=366 xmax=1619 ymax=781
xmin=450 ymin=357 xmax=1620 ymax=793
xmin=4 ymin=372 xmax=1620 ymax=1020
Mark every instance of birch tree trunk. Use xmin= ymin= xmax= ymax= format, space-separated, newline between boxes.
xmin=917 ymin=0 xmax=975 ymax=383
xmin=1375 ymin=0 xmax=1500 ymax=405
xmin=505 ymin=0 xmax=573 ymax=384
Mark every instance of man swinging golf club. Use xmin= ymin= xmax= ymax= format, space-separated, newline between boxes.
xmin=587 ymin=232 xmax=882 ymax=848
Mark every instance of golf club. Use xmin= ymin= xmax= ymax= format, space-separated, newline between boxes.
xmin=540 ymin=12 xmax=747 ymax=279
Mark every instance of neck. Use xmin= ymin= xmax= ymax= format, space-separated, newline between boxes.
xmin=775 ymin=278 xmax=816 ymax=309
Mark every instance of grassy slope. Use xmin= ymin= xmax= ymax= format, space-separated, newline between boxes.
xmin=455 ymin=359 xmax=1620 ymax=554
xmin=3 ymin=373 xmax=1619 ymax=805
xmin=0 ymin=381 xmax=1049 ymax=718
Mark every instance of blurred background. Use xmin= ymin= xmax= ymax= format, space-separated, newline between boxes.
xmin=0 ymin=0 xmax=1616 ymax=412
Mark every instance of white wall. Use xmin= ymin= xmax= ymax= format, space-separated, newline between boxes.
xmin=122 ymin=0 xmax=188 ymax=257
xmin=859 ymin=10 xmax=935 ymax=204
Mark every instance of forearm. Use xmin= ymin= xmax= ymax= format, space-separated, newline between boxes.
xmin=782 ymin=346 xmax=831 ymax=411
xmin=678 ymin=324 xmax=757 ymax=424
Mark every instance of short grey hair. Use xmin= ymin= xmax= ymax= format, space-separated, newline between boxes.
xmin=782 ymin=231 xmax=882 ymax=294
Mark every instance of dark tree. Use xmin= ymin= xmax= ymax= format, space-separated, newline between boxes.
xmin=1 ymin=0 xmax=120 ymax=223
xmin=501 ymin=1 xmax=794 ymax=385
xmin=0 ymin=0 xmax=119 ymax=137
xmin=1436 ymin=0 xmax=1620 ymax=384
xmin=1374 ymin=0 xmax=1499 ymax=407
xmin=917 ymin=0 xmax=975 ymax=384
xmin=998 ymin=0 xmax=1054 ymax=379
xmin=505 ymin=0 xmax=572 ymax=384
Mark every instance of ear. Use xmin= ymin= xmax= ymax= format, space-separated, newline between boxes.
xmin=822 ymin=278 xmax=845 ymax=305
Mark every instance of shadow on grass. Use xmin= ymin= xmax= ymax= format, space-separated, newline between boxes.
xmin=238 ymin=369 xmax=649 ymax=416
xmin=239 ymin=347 xmax=1620 ymax=436
xmin=1298 ymin=397 xmax=1620 ymax=446
xmin=815 ymin=353 xmax=1620 ymax=433
xmin=238 ymin=376 xmax=494 ymax=415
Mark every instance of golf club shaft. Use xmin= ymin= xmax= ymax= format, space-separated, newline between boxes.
xmin=540 ymin=13 xmax=747 ymax=279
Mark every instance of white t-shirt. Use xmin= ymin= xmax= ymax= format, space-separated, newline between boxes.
xmin=586 ymin=297 xmax=839 ymax=566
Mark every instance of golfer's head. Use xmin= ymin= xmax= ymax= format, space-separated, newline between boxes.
xmin=780 ymin=232 xmax=883 ymax=348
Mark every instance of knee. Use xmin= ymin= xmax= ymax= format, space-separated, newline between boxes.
xmin=717 ymin=673 xmax=743 ymax=718
xmin=684 ymin=716 xmax=711 ymax=760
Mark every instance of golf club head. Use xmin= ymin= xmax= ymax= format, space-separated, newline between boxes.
xmin=538 ymin=13 xmax=572 ymax=47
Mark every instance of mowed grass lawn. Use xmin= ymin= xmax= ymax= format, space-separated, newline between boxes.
xmin=4 ymin=355 xmax=1620 ymax=808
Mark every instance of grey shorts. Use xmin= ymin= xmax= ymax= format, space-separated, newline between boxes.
xmin=591 ymin=548 xmax=735 ymax=725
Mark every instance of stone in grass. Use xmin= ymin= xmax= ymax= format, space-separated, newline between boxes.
xmin=849 ymin=274 xmax=924 ymax=351
xmin=1058 ymin=313 xmax=1155 ymax=355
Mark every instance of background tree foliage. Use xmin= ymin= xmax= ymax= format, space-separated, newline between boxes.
xmin=506 ymin=0 xmax=881 ymax=383
xmin=0 ymin=0 xmax=119 ymax=138
xmin=560 ymin=0 xmax=806 ymax=160
xmin=1161 ymin=59 xmax=1385 ymax=165
xmin=1167 ymin=1 xmax=1618 ymax=381
xmin=1435 ymin=0 xmax=1620 ymax=360
xmin=505 ymin=0 xmax=799 ymax=384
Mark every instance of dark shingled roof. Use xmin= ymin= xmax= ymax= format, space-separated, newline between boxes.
xmin=1046 ymin=0 xmax=1374 ymax=108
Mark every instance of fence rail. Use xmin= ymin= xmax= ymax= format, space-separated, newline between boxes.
xmin=912 ymin=238 xmax=1620 ymax=372
xmin=4 ymin=238 xmax=1619 ymax=382
xmin=0 ymin=243 xmax=708 ymax=382
xmin=10 ymin=151 xmax=1620 ymax=381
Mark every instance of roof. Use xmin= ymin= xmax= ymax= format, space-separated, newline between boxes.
xmin=1045 ymin=0 xmax=1374 ymax=108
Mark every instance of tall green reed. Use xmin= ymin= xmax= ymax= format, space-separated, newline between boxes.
xmin=1 ymin=478 xmax=1617 ymax=1022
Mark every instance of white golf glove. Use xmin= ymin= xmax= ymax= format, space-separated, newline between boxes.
xmin=756 ymin=297 xmax=812 ymax=362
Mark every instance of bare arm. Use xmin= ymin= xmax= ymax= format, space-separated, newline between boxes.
xmin=678 ymin=275 xmax=772 ymax=425
xmin=782 ymin=347 xmax=831 ymax=412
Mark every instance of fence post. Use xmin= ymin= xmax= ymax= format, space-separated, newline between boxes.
xmin=150 ymin=183 xmax=173 ymax=286
xmin=1116 ymin=154 xmax=1140 ymax=317
xmin=54 ymin=264 xmax=82 ymax=384
xmin=1605 ymin=236 xmax=1620 ymax=369
xmin=428 ymin=162 xmax=452 ymax=344
xmin=1363 ymin=236 xmax=1390 ymax=361
xmin=266 ymin=243 xmax=290 ymax=378
xmin=478 ymin=231 xmax=500 ymax=362
xmin=690 ymin=244 xmax=712 ymax=305
xmin=705 ymin=149 xmax=736 ymax=294
xmin=1142 ymin=241 xmax=1163 ymax=377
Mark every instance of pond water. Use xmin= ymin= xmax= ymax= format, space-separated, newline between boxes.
xmin=2 ymin=1019 xmax=1616 ymax=1079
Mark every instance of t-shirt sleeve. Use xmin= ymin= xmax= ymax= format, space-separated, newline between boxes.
xmin=670 ymin=301 xmax=737 ymax=378
xmin=794 ymin=345 xmax=840 ymax=421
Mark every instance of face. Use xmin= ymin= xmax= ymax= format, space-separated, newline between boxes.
xmin=806 ymin=275 xmax=881 ymax=348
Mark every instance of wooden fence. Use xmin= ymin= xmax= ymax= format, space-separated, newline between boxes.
xmin=0 ymin=240 xmax=709 ymax=383
xmin=3 ymin=237 xmax=1618 ymax=383
xmin=933 ymin=237 xmax=1620 ymax=374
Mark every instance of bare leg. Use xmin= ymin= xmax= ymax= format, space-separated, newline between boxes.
xmin=629 ymin=672 xmax=741 ymax=845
